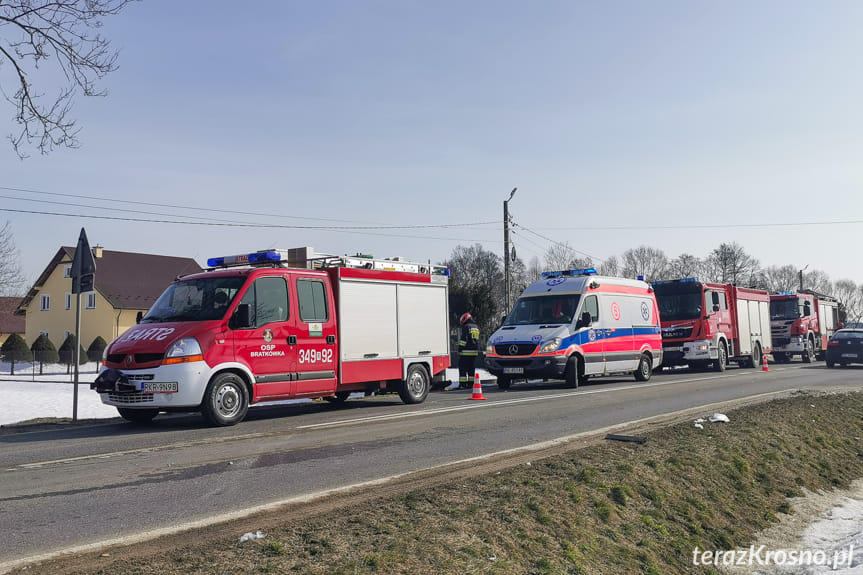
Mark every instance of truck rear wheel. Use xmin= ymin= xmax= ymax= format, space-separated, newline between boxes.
xmin=745 ymin=343 xmax=762 ymax=369
xmin=201 ymin=373 xmax=249 ymax=426
xmin=399 ymin=364 xmax=430 ymax=404
xmin=117 ymin=407 xmax=158 ymax=424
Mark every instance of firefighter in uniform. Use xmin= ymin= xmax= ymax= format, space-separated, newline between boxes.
xmin=457 ymin=312 xmax=481 ymax=388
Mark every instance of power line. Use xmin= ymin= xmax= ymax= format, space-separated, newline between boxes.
xmin=513 ymin=223 xmax=604 ymax=263
xmin=539 ymin=219 xmax=863 ymax=231
xmin=0 ymin=185 xmax=498 ymax=230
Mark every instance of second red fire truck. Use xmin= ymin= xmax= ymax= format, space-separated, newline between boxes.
xmin=652 ymin=278 xmax=773 ymax=371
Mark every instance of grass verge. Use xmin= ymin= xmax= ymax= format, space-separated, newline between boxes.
xmin=27 ymin=390 xmax=863 ymax=574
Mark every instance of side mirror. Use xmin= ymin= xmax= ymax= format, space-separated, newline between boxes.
xmin=576 ymin=311 xmax=592 ymax=329
xmin=136 ymin=311 xmax=143 ymax=324
xmin=232 ymin=303 xmax=252 ymax=329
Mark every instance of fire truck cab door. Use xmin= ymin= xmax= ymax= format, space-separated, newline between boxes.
xmin=292 ymin=275 xmax=337 ymax=397
xmin=233 ymin=274 xmax=297 ymax=401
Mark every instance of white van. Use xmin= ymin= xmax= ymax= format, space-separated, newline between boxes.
xmin=484 ymin=269 xmax=662 ymax=389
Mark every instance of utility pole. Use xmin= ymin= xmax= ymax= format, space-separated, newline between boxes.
xmin=503 ymin=187 xmax=517 ymax=315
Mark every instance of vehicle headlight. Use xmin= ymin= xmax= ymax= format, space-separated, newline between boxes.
xmin=486 ymin=344 xmax=494 ymax=354
xmin=163 ymin=337 xmax=203 ymax=365
xmin=540 ymin=338 xmax=562 ymax=353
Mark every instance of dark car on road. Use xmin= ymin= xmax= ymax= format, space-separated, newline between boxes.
xmin=825 ymin=328 xmax=863 ymax=368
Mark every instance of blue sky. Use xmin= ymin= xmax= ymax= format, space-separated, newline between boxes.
xmin=3 ymin=1 xmax=862 ymax=287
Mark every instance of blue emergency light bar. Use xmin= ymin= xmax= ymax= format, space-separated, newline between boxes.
xmin=541 ymin=268 xmax=597 ymax=279
xmin=775 ymin=291 xmax=796 ymax=295
xmin=651 ymin=277 xmax=699 ymax=286
xmin=207 ymin=250 xmax=288 ymax=268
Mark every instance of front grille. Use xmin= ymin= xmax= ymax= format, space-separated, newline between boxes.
xmin=108 ymin=393 xmax=155 ymax=404
xmin=495 ymin=344 xmax=537 ymax=356
xmin=662 ymin=328 xmax=692 ymax=339
xmin=135 ymin=353 xmax=164 ymax=364
xmin=107 ymin=354 xmax=125 ymax=363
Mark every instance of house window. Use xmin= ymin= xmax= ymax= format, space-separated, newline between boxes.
xmin=64 ymin=265 xmax=72 ymax=278
xmin=86 ymin=293 xmax=97 ymax=309
xmin=40 ymin=294 xmax=50 ymax=311
xmin=65 ymin=293 xmax=72 ymax=310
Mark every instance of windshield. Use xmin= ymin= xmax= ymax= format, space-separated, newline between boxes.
xmin=834 ymin=331 xmax=863 ymax=341
xmin=504 ymin=294 xmax=580 ymax=326
xmin=770 ymin=299 xmax=799 ymax=320
xmin=142 ymin=276 xmax=246 ymax=323
xmin=656 ymin=291 xmax=703 ymax=322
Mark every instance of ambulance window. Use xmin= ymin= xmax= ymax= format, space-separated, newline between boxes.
xmin=240 ymin=276 xmax=289 ymax=327
xmin=584 ymin=295 xmax=599 ymax=322
xmin=297 ymin=279 xmax=329 ymax=322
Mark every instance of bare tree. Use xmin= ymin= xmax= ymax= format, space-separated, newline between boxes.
xmin=598 ymin=255 xmax=619 ymax=277
xmin=832 ymin=279 xmax=863 ymax=325
xmin=0 ymin=221 xmax=26 ymax=295
xmin=621 ymin=245 xmax=668 ymax=282
xmin=664 ymin=253 xmax=702 ymax=280
xmin=803 ymin=269 xmax=832 ymax=295
xmin=759 ymin=265 xmax=798 ymax=293
xmin=706 ymin=242 xmax=759 ymax=285
xmin=544 ymin=242 xmax=577 ymax=271
xmin=0 ymin=0 xmax=134 ymax=157
xmin=445 ymin=244 xmax=504 ymax=338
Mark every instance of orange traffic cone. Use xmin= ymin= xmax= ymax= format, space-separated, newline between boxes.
xmin=762 ymin=354 xmax=769 ymax=372
xmin=469 ymin=372 xmax=486 ymax=400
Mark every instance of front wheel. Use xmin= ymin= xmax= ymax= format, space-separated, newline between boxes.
xmin=563 ymin=355 xmax=583 ymax=389
xmin=117 ymin=407 xmax=158 ymax=424
xmin=634 ymin=353 xmax=652 ymax=382
xmin=399 ymin=364 xmax=430 ymax=404
xmin=802 ymin=338 xmax=814 ymax=363
xmin=201 ymin=373 xmax=249 ymax=426
xmin=713 ymin=343 xmax=727 ymax=372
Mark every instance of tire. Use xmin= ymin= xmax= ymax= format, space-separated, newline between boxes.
xmin=201 ymin=372 xmax=249 ymax=426
xmin=713 ymin=342 xmax=727 ymax=372
xmin=802 ymin=337 xmax=814 ymax=363
xmin=399 ymin=364 xmax=430 ymax=404
xmin=324 ymin=391 xmax=351 ymax=404
xmin=634 ymin=353 xmax=652 ymax=382
xmin=747 ymin=344 xmax=762 ymax=369
xmin=117 ymin=407 xmax=158 ymax=423
xmin=563 ymin=355 xmax=582 ymax=389
xmin=497 ymin=376 xmax=512 ymax=390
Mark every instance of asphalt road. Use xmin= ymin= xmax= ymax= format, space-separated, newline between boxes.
xmin=1 ymin=360 xmax=861 ymax=569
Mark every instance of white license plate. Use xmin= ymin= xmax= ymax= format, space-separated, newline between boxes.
xmin=141 ymin=382 xmax=178 ymax=393
xmin=841 ymin=353 xmax=857 ymax=358
xmin=503 ymin=367 xmax=524 ymax=374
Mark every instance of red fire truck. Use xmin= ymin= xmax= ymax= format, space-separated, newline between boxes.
xmin=769 ymin=290 xmax=840 ymax=363
xmin=93 ymin=249 xmax=451 ymax=426
xmin=652 ymin=278 xmax=772 ymax=371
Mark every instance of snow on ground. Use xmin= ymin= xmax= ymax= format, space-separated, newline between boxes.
xmin=0 ymin=362 xmax=492 ymax=426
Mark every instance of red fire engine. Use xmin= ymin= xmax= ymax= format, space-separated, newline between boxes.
xmin=769 ymin=290 xmax=840 ymax=362
xmin=93 ymin=249 xmax=451 ymax=426
xmin=653 ymin=278 xmax=772 ymax=371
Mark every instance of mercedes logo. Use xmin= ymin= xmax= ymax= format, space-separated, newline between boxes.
xmin=508 ymin=344 xmax=519 ymax=355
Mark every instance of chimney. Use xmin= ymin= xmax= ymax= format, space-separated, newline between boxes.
xmin=92 ymin=245 xmax=103 ymax=259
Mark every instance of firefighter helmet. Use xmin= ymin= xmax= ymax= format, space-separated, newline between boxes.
xmin=459 ymin=312 xmax=472 ymax=324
